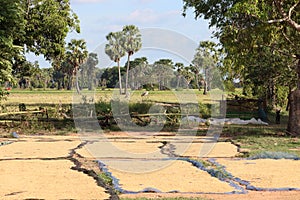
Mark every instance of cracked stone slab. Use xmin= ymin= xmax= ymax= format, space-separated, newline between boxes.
xmin=78 ymin=139 xmax=169 ymax=160
xmin=105 ymin=160 xmax=236 ymax=193
xmin=216 ymin=158 xmax=300 ymax=189
xmin=0 ymin=160 xmax=109 ymax=200
xmin=172 ymin=142 xmax=238 ymax=158
xmin=0 ymin=136 xmax=81 ymax=159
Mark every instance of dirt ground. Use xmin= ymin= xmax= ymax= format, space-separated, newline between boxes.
xmin=0 ymin=133 xmax=300 ymax=200
xmin=0 ymin=136 xmax=110 ymax=200
xmin=120 ymin=190 xmax=300 ymax=200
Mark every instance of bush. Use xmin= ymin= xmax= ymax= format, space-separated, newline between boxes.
xmin=199 ymin=103 xmax=211 ymax=118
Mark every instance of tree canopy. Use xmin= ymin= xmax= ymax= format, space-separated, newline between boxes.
xmin=183 ymin=0 xmax=300 ymax=135
xmin=0 ymin=0 xmax=79 ymax=99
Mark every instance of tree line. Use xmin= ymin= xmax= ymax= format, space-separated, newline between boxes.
xmin=8 ymin=50 xmax=222 ymax=95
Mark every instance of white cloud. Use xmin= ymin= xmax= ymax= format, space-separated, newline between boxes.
xmin=127 ymin=9 xmax=159 ymax=23
xmin=123 ymin=9 xmax=180 ymax=24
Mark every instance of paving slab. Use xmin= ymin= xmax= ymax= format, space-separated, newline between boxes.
xmin=107 ymin=160 xmax=236 ymax=193
xmin=0 ymin=136 xmax=110 ymax=200
xmin=172 ymin=142 xmax=238 ymax=157
xmin=217 ymin=158 xmax=300 ymax=189
xmin=0 ymin=160 xmax=109 ymax=200
xmin=0 ymin=136 xmax=80 ymax=159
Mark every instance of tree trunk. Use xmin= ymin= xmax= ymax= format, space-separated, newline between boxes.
xmin=287 ymin=90 xmax=300 ymax=136
xmin=203 ymin=80 xmax=207 ymax=95
xmin=67 ymin=74 xmax=72 ymax=90
xmin=117 ymin=60 xmax=122 ymax=95
xmin=287 ymin=56 xmax=300 ymax=136
xmin=75 ymin=72 xmax=81 ymax=94
xmin=176 ymin=75 xmax=181 ymax=89
xmin=195 ymin=73 xmax=200 ymax=91
xmin=125 ymin=54 xmax=130 ymax=96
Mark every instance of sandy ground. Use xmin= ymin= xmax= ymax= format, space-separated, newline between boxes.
xmin=0 ymin=136 xmax=109 ymax=200
xmin=0 ymin=160 xmax=109 ymax=200
xmin=120 ymin=190 xmax=300 ymax=200
xmin=107 ymin=160 xmax=235 ymax=193
xmin=172 ymin=141 xmax=238 ymax=157
xmin=217 ymin=158 xmax=300 ymax=189
xmin=0 ymin=136 xmax=80 ymax=158
xmin=1 ymin=133 xmax=300 ymax=200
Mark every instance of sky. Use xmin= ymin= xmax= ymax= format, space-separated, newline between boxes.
xmin=27 ymin=0 xmax=215 ymax=68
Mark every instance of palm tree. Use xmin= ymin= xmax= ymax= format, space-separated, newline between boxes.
xmin=66 ymin=39 xmax=88 ymax=93
xmin=82 ymin=53 xmax=99 ymax=90
xmin=105 ymin=31 xmax=126 ymax=94
xmin=175 ymin=62 xmax=184 ymax=89
xmin=121 ymin=25 xmax=142 ymax=96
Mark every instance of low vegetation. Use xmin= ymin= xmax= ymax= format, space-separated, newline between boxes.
xmin=0 ymin=89 xmax=299 ymax=159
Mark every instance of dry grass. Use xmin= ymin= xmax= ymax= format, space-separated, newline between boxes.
xmin=4 ymin=88 xmax=220 ymax=105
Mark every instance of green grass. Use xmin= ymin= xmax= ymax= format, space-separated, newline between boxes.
xmin=4 ymin=88 xmax=219 ymax=105
xmin=98 ymin=172 xmax=113 ymax=186
xmin=1 ymin=88 xmax=299 ymax=160
xmin=233 ymin=135 xmax=300 ymax=157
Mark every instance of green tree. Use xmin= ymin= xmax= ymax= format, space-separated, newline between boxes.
xmin=174 ymin=62 xmax=184 ymax=89
xmin=81 ymin=53 xmax=99 ymax=90
xmin=121 ymin=25 xmax=142 ymax=96
xmin=0 ymin=0 xmax=25 ymax=98
xmin=22 ymin=0 xmax=80 ymax=60
xmin=65 ymin=39 xmax=88 ymax=93
xmin=0 ymin=0 xmax=79 ymax=100
xmin=105 ymin=31 xmax=126 ymax=94
xmin=181 ymin=66 xmax=194 ymax=89
xmin=101 ymin=66 xmax=126 ymax=88
xmin=183 ymin=0 xmax=300 ymax=135
xmin=126 ymin=57 xmax=148 ymax=90
xmin=153 ymin=59 xmax=174 ymax=90
xmin=192 ymin=41 xmax=220 ymax=95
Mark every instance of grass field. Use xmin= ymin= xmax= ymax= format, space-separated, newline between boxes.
xmin=1 ymin=88 xmax=299 ymax=158
xmin=4 ymin=88 xmax=218 ymax=105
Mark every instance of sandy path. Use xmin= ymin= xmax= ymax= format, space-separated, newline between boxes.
xmin=172 ymin=141 xmax=238 ymax=157
xmin=0 ymin=136 xmax=80 ymax=158
xmin=0 ymin=136 xmax=109 ymax=200
xmin=108 ymin=160 xmax=235 ymax=193
xmin=0 ymin=160 xmax=109 ymax=200
xmin=2 ymin=133 xmax=300 ymax=200
xmin=120 ymin=190 xmax=300 ymax=200
xmin=217 ymin=158 xmax=300 ymax=189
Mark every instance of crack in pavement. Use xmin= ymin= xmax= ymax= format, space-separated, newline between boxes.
xmin=68 ymin=141 xmax=119 ymax=200
xmin=159 ymin=141 xmax=177 ymax=158
xmin=0 ymin=139 xmax=119 ymax=200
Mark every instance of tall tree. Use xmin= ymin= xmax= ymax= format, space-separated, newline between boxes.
xmin=22 ymin=0 xmax=80 ymax=61
xmin=183 ymin=0 xmax=300 ymax=135
xmin=174 ymin=62 xmax=184 ymax=89
xmin=0 ymin=0 xmax=25 ymax=98
xmin=65 ymin=39 xmax=88 ymax=93
xmin=82 ymin=53 xmax=99 ymax=90
xmin=153 ymin=59 xmax=174 ymax=90
xmin=192 ymin=41 xmax=220 ymax=95
xmin=181 ymin=66 xmax=194 ymax=89
xmin=0 ymin=0 xmax=79 ymax=100
xmin=126 ymin=57 xmax=148 ymax=90
xmin=121 ymin=25 xmax=142 ymax=96
xmin=105 ymin=31 xmax=126 ymax=94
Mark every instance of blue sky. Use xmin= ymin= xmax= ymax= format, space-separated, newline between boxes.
xmin=27 ymin=0 xmax=215 ymax=68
